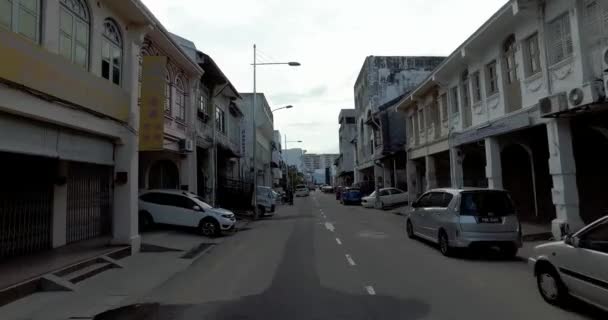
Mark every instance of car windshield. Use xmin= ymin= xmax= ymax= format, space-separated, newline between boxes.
xmin=367 ymin=191 xmax=376 ymax=197
xmin=459 ymin=191 xmax=515 ymax=216
xmin=192 ymin=196 xmax=213 ymax=210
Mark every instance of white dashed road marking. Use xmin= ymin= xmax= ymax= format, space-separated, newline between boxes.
xmin=324 ymin=222 xmax=335 ymax=232
xmin=365 ymin=286 xmax=376 ymax=295
xmin=335 ymin=238 xmax=342 ymax=245
xmin=345 ymin=254 xmax=356 ymax=266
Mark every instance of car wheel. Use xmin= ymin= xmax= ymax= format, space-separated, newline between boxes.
xmin=406 ymin=220 xmax=415 ymax=239
xmin=438 ymin=230 xmax=453 ymax=257
xmin=537 ymin=265 xmax=568 ymax=306
xmin=200 ymin=219 xmax=220 ymax=237
xmin=138 ymin=211 xmax=154 ymax=231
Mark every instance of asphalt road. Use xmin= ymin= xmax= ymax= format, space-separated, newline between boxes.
xmin=109 ymin=191 xmax=605 ymax=319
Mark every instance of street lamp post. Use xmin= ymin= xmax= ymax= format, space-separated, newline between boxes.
xmin=272 ymin=105 xmax=293 ymax=113
xmin=284 ymin=136 xmax=302 ymax=191
xmin=252 ymin=44 xmax=299 ymax=218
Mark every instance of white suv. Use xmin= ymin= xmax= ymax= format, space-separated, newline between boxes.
xmin=139 ymin=190 xmax=236 ymax=237
xmin=529 ymin=215 xmax=608 ymax=311
xmin=295 ymin=185 xmax=309 ymax=197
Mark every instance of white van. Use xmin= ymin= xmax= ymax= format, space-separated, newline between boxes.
xmin=295 ymin=184 xmax=309 ymax=197
xmin=256 ymin=186 xmax=276 ymax=215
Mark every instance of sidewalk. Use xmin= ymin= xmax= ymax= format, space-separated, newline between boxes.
xmin=0 ymin=219 xmax=253 ymax=320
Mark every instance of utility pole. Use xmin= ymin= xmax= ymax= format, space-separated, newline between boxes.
xmin=252 ymin=44 xmax=258 ymax=218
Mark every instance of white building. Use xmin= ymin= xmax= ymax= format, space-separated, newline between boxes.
xmin=301 ymin=153 xmax=339 ymax=183
xmin=284 ymin=148 xmax=304 ymax=171
xmin=354 ymin=56 xmax=444 ymax=194
xmin=336 ymin=109 xmax=357 ymax=186
xmin=137 ymin=21 xmax=203 ymax=196
xmin=0 ymin=0 xmax=156 ymax=259
xmin=240 ymin=93 xmax=274 ymax=187
xmin=272 ymin=130 xmax=283 ymax=187
xmin=397 ymin=0 xmax=608 ymax=239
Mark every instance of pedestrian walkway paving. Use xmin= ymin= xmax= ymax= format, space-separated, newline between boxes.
xmin=0 ymin=219 xmax=255 ymax=320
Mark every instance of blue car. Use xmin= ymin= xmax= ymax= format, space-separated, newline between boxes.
xmin=340 ymin=187 xmax=362 ymax=205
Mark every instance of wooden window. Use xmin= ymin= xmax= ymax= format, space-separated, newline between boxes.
xmin=101 ymin=19 xmax=122 ymax=86
xmin=59 ymin=0 xmax=89 ymax=69
xmin=164 ymin=72 xmax=172 ymax=114
xmin=440 ymin=93 xmax=448 ymax=121
xmin=216 ymin=107 xmax=226 ymax=134
xmin=485 ymin=61 xmax=499 ymax=95
xmin=417 ymin=108 xmax=425 ymax=132
xmin=449 ymin=86 xmax=459 ymax=114
xmin=471 ymin=72 xmax=482 ymax=103
xmin=1 ymin=0 xmax=41 ymax=42
xmin=524 ymin=33 xmax=541 ymax=76
xmin=548 ymin=13 xmax=573 ymax=65
xmin=175 ymin=77 xmax=186 ymax=121
xmin=460 ymin=71 xmax=470 ymax=108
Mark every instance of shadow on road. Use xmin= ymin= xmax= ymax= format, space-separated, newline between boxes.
xmin=410 ymin=236 xmax=526 ymax=263
xmin=97 ymin=209 xmax=431 ymax=320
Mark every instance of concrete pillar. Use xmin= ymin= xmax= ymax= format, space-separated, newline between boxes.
xmin=485 ymin=137 xmax=503 ymax=189
xmin=450 ymin=147 xmax=464 ymax=188
xmin=112 ymin=132 xmax=140 ymax=252
xmin=425 ymin=155 xmax=437 ymax=190
xmin=180 ymin=154 xmax=196 ymax=192
xmin=52 ymin=161 xmax=68 ymax=248
xmin=110 ymin=29 xmax=148 ymax=253
xmin=186 ymin=75 xmax=199 ymax=194
xmin=406 ymin=159 xmax=418 ymax=204
xmin=546 ymin=119 xmax=584 ymax=238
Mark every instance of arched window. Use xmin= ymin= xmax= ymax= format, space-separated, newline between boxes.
xmin=59 ymin=0 xmax=90 ymax=69
xmin=164 ymin=70 xmax=172 ymax=114
xmin=1 ymin=0 xmax=41 ymax=42
xmin=175 ymin=76 xmax=186 ymax=121
xmin=503 ymin=34 xmax=517 ymax=84
xmin=101 ymin=19 xmax=122 ymax=85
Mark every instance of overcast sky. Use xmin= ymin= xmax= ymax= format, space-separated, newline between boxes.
xmin=142 ymin=0 xmax=507 ymax=154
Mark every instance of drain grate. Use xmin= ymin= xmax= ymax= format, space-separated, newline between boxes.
xmin=140 ymin=244 xmax=183 ymax=253
xmin=180 ymin=243 xmax=214 ymax=259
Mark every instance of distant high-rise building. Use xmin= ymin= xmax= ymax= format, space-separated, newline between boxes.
xmin=284 ymin=148 xmax=304 ymax=171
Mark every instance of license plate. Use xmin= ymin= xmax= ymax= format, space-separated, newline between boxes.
xmin=478 ymin=217 xmax=502 ymax=223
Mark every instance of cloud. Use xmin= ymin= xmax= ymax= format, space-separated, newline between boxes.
xmin=270 ymin=85 xmax=328 ymax=104
xmin=141 ymin=0 xmax=507 ymax=154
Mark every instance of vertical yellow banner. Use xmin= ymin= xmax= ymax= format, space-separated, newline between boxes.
xmin=139 ymin=56 xmax=167 ymax=151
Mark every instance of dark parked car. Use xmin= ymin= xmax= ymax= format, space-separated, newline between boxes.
xmin=340 ymin=187 xmax=362 ymax=205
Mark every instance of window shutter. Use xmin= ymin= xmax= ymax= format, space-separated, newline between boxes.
xmin=584 ymin=1 xmax=600 ymax=36
xmin=563 ymin=14 xmax=573 ymax=57
xmin=549 ymin=16 xmax=564 ymax=64
xmin=603 ymin=4 xmax=608 ymax=35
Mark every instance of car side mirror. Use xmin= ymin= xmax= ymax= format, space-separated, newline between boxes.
xmin=565 ymin=235 xmax=580 ymax=247
xmin=411 ymin=201 xmax=419 ymax=208
xmin=193 ymin=205 xmax=202 ymax=212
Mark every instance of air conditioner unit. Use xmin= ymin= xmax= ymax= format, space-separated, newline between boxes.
xmin=179 ymin=138 xmax=194 ymax=153
xmin=539 ymin=92 xmax=568 ymax=118
xmin=539 ymin=83 xmax=605 ymax=118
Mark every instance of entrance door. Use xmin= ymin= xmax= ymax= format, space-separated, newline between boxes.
xmin=503 ymin=35 xmax=522 ymax=112
xmin=66 ymin=162 xmax=112 ymax=244
xmin=0 ymin=152 xmax=54 ymax=259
